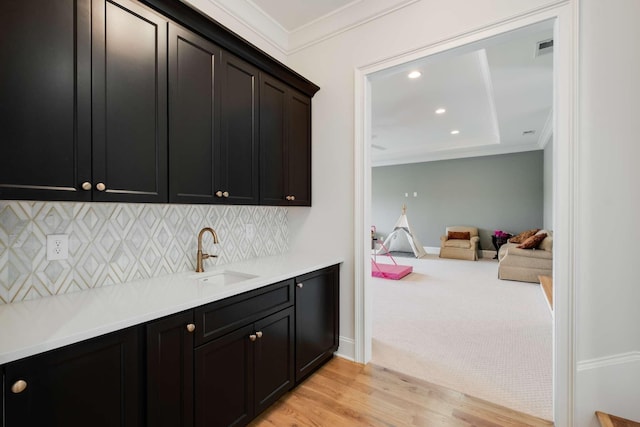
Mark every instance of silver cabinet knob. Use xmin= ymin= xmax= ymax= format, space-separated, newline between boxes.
xmin=96 ymin=182 xmax=106 ymax=191
xmin=249 ymin=334 xmax=257 ymax=342
xmin=215 ymin=191 xmax=223 ymax=197
xmin=11 ymin=380 xmax=27 ymax=394
xmin=222 ymin=191 xmax=229 ymax=198
xmin=297 ymin=283 xmax=303 ymax=289
xmin=81 ymin=181 xmax=92 ymax=191
xmin=186 ymin=323 xmax=196 ymax=333
xmin=290 ymin=195 xmax=295 ymax=201
xmin=255 ymin=331 xmax=263 ymax=339
xmin=285 ymin=196 xmax=291 ymax=201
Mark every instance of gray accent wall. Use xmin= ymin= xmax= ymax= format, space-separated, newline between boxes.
xmin=372 ymin=151 xmax=544 ymax=253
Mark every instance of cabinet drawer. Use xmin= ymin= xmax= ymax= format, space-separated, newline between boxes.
xmin=195 ymin=279 xmax=294 ymax=346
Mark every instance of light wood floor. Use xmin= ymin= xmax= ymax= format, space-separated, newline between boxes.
xmin=250 ymin=357 xmax=554 ymax=427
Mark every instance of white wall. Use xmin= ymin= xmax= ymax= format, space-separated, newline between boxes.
xmin=285 ymin=0 xmax=566 ymax=359
xmin=187 ymin=0 xmax=640 ymax=423
xmin=543 ymin=138 xmax=554 ymax=230
xmin=575 ymin=0 xmax=640 ymax=425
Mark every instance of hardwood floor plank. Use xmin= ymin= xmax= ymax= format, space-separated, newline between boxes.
xmin=250 ymin=357 xmax=554 ymax=427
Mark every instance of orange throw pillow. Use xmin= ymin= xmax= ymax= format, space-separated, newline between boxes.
xmin=448 ymin=231 xmax=471 ymax=240
xmin=509 ymin=228 xmax=540 ymax=243
xmin=517 ymin=233 xmax=547 ymax=249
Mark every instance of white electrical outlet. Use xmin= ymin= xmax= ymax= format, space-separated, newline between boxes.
xmin=245 ymin=224 xmax=255 ymax=240
xmin=47 ymin=234 xmax=69 ymax=261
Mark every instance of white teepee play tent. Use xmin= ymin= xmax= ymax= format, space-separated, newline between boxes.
xmin=376 ymin=205 xmax=427 ymax=258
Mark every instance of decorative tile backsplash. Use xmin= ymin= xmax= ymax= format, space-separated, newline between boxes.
xmin=0 ymin=201 xmax=288 ymax=304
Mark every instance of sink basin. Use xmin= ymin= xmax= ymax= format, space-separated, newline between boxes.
xmin=189 ymin=270 xmax=258 ymax=285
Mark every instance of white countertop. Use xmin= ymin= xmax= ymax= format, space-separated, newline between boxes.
xmin=0 ymin=252 xmax=343 ymax=365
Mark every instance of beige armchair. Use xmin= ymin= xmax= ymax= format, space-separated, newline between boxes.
xmin=439 ymin=226 xmax=480 ymax=261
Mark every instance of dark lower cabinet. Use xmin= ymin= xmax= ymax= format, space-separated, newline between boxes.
xmin=1 ymin=266 xmax=338 ymax=427
xmin=146 ymin=310 xmax=195 ymax=427
xmin=195 ymin=307 xmax=294 ymax=427
xmin=3 ymin=327 xmax=142 ymax=427
xmin=295 ymin=265 xmax=340 ymax=383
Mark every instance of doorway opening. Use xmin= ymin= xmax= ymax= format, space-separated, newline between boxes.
xmin=353 ymin=4 xmax=575 ymax=425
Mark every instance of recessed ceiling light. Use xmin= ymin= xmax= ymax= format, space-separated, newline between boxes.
xmin=435 ymin=108 xmax=446 ymax=114
xmin=407 ymin=71 xmax=422 ymax=79
xmin=450 ymin=130 xmax=460 ymax=135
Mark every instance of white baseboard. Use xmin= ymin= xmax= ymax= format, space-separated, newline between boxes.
xmin=423 ymin=246 xmax=440 ymax=255
xmin=575 ymin=351 xmax=640 ymax=426
xmin=335 ymin=336 xmax=355 ymax=361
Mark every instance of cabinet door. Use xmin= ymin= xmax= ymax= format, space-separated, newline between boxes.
xmin=168 ymin=23 xmax=222 ymax=204
xmin=219 ymin=52 xmax=260 ymax=205
xmin=259 ymin=74 xmax=288 ymax=206
xmin=287 ymin=90 xmax=312 ymax=206
xmin=147 ymin=310 xmax=195 ymax=427
xmin=91 ymin=0 xmax=168 ymax=202
xmin=195 ymin=324 xmax=254 ymax=427
xmin=295 ymin=265 xmax=340 ymax=383
xmin=4 ymin=327 xmax=142 ymax=427
xmin=259 ymin=74 xmax=312 ymax=207
xmin=254 ymin=307 xmax=294 ymax=415
xmin=0 ymin=0 xmax=92 ymax=201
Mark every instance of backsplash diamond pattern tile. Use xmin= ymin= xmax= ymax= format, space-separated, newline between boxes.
xmin=0 ymin=201 xmax=288 ymax=304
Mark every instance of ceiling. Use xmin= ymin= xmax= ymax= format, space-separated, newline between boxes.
xmin=370 ymin=21 xmax=554 ymax=166
xmin=199 ymin=1 xmax=553 ymax=167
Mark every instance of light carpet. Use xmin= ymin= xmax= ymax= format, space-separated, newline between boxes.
xmin=370 ymin=254 xmax=552 ymax=421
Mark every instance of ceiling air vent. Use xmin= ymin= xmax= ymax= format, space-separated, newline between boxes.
xmin=535 ymin=38 xmax=554 ymax=57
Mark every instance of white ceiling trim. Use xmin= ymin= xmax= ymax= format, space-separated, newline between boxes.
xmin=287 ymin=0 xmax=419 ymax=54
xmin=372 ymin=141 xmax=543 ymax=167
xmin=245 ymin=0 xmax=292 ymax=34
xmin=278 ymin=0 xmax=363 ymax=34
xmin=203 ymin=0 xmax=289 ymax=55
xmin=476 ymin=49 xmax=502 ymax=142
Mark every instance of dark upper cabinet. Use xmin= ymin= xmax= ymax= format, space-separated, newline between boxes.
xmin=1 ymin=0 xmax=316 ymax=205
xmin=91 ymin=0 xmax=168 ymax=202
xmin=3 ymin=327 xmax=142 ymax=427
xmin=0 ymin=0 xmax=92 ymax=201
xmin=168 ymin=23 xmax=222 ymax=204
xmin=295 ymin=265 xmax=340 ymax=383
xmin=260 ymin=74 xmax=312 ymax=206
xmin=0 ymin=0 xmax=168 ymax=203
xmin=219 ymin=52 xmax=260 ymax=205
xmin=146 ymin=310 xmax=195 ymax=427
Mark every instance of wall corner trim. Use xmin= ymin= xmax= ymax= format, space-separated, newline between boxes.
xmin=577 ymin=351 xmax=640 ymax=372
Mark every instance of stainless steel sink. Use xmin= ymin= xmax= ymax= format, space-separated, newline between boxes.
xmin=189 ymin=270 xmax=258 ymax=285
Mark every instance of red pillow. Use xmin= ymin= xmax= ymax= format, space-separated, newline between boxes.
xmin=517 ymin=233 xmax=547 ymax=249
xmin=448 ymin=231 xmax=471 ymax=240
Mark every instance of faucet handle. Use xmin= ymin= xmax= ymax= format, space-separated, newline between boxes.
xmin=201 ymin=253 xmax=218 ymax=260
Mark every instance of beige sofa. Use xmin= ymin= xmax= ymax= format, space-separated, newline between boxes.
xmin=498 ymin=230 xmax=552 ymax=283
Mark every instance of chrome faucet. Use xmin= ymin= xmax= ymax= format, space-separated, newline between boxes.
xmin=196 ymin=227 xmax=219 ymax=272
